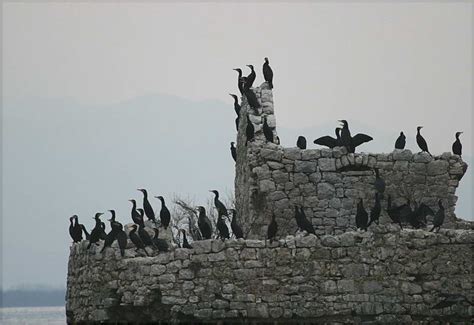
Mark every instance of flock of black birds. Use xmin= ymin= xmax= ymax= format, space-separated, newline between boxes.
xmin=69 ymin=189 xmax=245 ymax=256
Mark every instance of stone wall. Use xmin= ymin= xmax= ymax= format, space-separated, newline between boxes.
xmin=66 ymin=227 xmax=473 ymax=323
xmin=235 ymin=83 xmax=469 ymax=238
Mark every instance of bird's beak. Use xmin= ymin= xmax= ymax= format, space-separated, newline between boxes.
xmin=107 ymin=218 xmax=112 ymax=221
xmin=137 ymin=188 xmax=143 ymax=191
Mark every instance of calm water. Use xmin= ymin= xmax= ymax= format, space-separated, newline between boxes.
xmin=0 ymin=306 xmax=66 ymax=324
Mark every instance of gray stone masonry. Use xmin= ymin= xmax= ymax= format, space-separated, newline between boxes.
xmin=235 ymin=82 xmax=469 ymax=239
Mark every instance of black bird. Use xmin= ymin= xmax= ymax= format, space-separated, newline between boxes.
xmin=386 ymin=196 xmax=403 ymax=229
xmin=244 ymin=88 xmax=260 ymax=111
xmin=267 ymin=214 xmax=278 ymax=242
xmin=367 ymin=193 xmax=381 ymax=227
xmin=430 ymin=200 xmax=445 ymax=232
xmin=413 ymin=202 xmax=434 ymax=227
xmin=152 ymin=228 xmax=169 ymax=252
xmin=295 ymin=207 xmax=316 ymax=235
xmin=246 ymin=65 xmax=256 ymax=89
xmin=128 ymin=199 xmax=143 ymax=225
xmin=107 ymin=210 xmax=123 ymax=230
xmin=99 ymin=222 xmax=107 ymax=240
xmin=396 ymin=199 xmax=413 ymax=225
xmin=339 ymin=120 xmax=373 ymax=153
xmin=313 ymin=128 xmax=342 ymax=149
xmin=263 ymin=57 xmax=273 ymax=89
xmin=230 ymin=142 xmax=237 ymax=162
xmin=229 ymin=209 xmax=244 ymax=239
xmin=116 ymin=227 xmax=128 ymax=257
xmin=81 ymin=224 xmax=90 ymax=241
xmin=297 ymin=136 xmax=307 ymax=149
xmin=128 ymin=224 xmax=149 ymax=256
xmin=69 ymin=215 xmax=83 ymax=243
xmin=138 ymin=189 xmax=156 ymax=223
xmin=136 ymin=209 xmax=156 ymax=248
xmin=233 ymin=68 xmax=244 ymax=94
xmin=407 ymin=202 xmax=427 ymax=229
xmin=210 ymin=190 xmax=228 ymax=217
xmin=229 ymin=94 xmax=241 ymax=130
xmin=246 ymin=115 xmax=255 ymax=145
xmin=100 ymin=226 xmax=118 ymax=254
xmin=263 ymin=116 xmax=274 ymax=143
xmin=216 ymin=215 xmax=230 ymax=240
xmin=155 ymin=196 xmax=171 ymax=229
xmin=416 ymin=126 xmax=431 ymax=155
xmin=275 ymin=136 xmax=280 ymax=145
xmin=180 ymin=229 xmax=193 ymax=249
xmin=197 ymin=206 xmax=213 ymax=240
xmin=395 ymin=131 xmax=406 ymax=149
xmin=87 ymin=213 xmax=104 ymax=249
xmin=452 ymin=131 xmax=463 ymax=156
xmin=374 ymin=169 xmax=385 ymax=198
xmin=355 ymin=199 xmax=369 ymax=231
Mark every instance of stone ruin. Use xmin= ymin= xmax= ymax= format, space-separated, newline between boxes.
xmin=66 ymin=83 xmax=473 ymax=323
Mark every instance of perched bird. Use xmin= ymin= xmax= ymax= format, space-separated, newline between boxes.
xmin=374 ymin=169 xmax=386 ymax=198
xmin=216 ymin=215 xmax=230 ymax=240
xmin=197 ymin=206 xmax=213 ymax=240
xmin=244 ymin=87 xmax=260 ymax=111
xmin=413 ymin=202 xmax=434 ymax=227
xmin=452 ymin=131 xmax=463 ymax=156
xmin=386 ymin=196 xmax=403 ymax=229
xmin=294 ymin=206 xmax=316 ymax=235
xmin=128 ymin=224 xmax=149 ymax=256
xmin=230 ymin=142 xmax=237 ymax=162
xmin=430 ymin=200 xmax=445 ymax=232
xmin=275 ymin=136 xmax=280 ymax=145
xmin=155 ymin=196 xmax=171 ymax=229
xmin=396 ymin=199 xmax=413 ymax=225
xmin=313 ymin=128 xmax=342 ymax=149
xmin=99 ymin=221 xmax=107 ymax=240
xmin=152 ymin=228 xmax=169 ymax=252
xmin=395 ymin=131 xmax=406 ymax=149
xmin=233 ymin=68 xmax=244 ymax=94
xmin=69 ymin=215 xmax=83 ymax=243
xmin=229 ymin=209 xmax=244 ymax=239
xmin=116 ymin=227 xmax=128 ymax=257
xmin=367 ymin=193 xmax=381 ymax=227
xmin=263 ymin=116 xmax=274 ymax=143
xmin=229 ymin=94 xmax=241 ymax=131
xmin=107 ymin=210 xmax=123 ymax=230
xmin=263 ymin=57 xmax=273 ymax=89
xmin=246 ymin=115 xmax=255 ymax=145
xmin=136 ymin=210 xmax=156 ymax=248
xmin=81 ymin=224 xmax=90 ymax=241
xmin=416 ymin=126 xmax=431 ymax=155
xmin=100 ymin=225 xmax=118 ymax=254
xmin=180 ymin=229 xmax=193 ymax=249
xmin=267 ymin=214 xmax=278 ymax=242
xmin=87 ymin=213 xmax=105 ymax=249
xmin=128 ymin=199 xmax=143 ymax=225
xmin=210 ymin=190 xmax=228 ymax=217
xmin=296 ymin=136 xmax=307 ymax=149
xmin=355 ymin=199 xmax=368 ymax=231
xmin=246 ymin=64 xmax=256 ymax=89
xmin=339 ymin=120 xmax=373 ymax=153
xmin=138 ymin=189 xmax=156 ymax=223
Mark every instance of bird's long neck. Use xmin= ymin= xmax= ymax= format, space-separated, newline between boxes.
xmin=131 ymin=201 xmax=136 ymax=210
xmin=182 ymin=231 xmax=187 ymax=242
xmin=160 ymin=198 xmax=165 ymax=207
xmin=455 ymin=133 xmax=460 ymax=140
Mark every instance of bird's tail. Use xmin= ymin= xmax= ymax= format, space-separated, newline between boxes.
xmin=268 ymin=81 xmax=273 ymax=89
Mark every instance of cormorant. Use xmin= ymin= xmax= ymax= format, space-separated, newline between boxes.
xmin=396 ymin=199 xmax=413 ymax=225
xmin=138 ymin=189 xmax=156 ymax=223
xmin=452 ymin=131 xmax=463 ymax=156
xmin=69 ymin=215 xmax=83 ymax=243
xmin=136 ymin=209 xmax=156 ymax=248
xmin=395 ymin=131 xmax=406 ymax=149
xmin=275 ymin=136 xmax=280 ymax=145
xmin=233 ymin=68 xmax=244 ymax=94
xmin=81 ymin=224 xmax=90 ymax=241
xmin=267 ymin=214 xmax=278 ymax=242
xmin=374 ymin=169 xmax=385 ymax=198
xmin=355 ymin=199 xmax=368 ymax=231
xmin=229 ymin=94 xmax=241 ymax=117
xmin=128 ymin=224 xmax=149 ymax=256
xmin=295 ymin=207 xmax=316 ymax=235
xmin=180 ymin=229 xmax=193 ymax=249
xmin=116 ymin=227 xmax=128 ymax=257
xmin=99 ymin=221 xmax=107 ymax=240
xmin=155 ymin=196 xmax=171 ymax=229
xmin=297 ymin=136 xmax=307 ymax=149
xmin=128 ymin=199 xmax=143 ymax=225
xmin=108 ymin=210 xmax=123 ymax=230
xmin=313 ymin=128 xmax=342 ymax=149
xmin=152 ymin=228 xmax=169 ymax=252
xmin=230 ymin=209 xmax=244 ymax=239
xmin=100 ymin=225 xmax=118 ymax=253
xmin=87 ymin=213 xmax=104 ymax=249
xmin=367 ymin=193 xmax=381 ymax=227
xmin=246 ymin=65 xmax=256 ymax=89
xmin=413 ymin=202 xmax=434 ymax=227
xmin=244 ymin=87 xmax=260 ymax=111
xmin=339 ymin=120 xmax=373 ymax=153
xmin=430 ymin=200 xmax=445 ymax=232
xmin=263 ymin=116 xmax=274 ymax=143
xmin=263 ymin=57 xmax=273 ymax=89
xmin=246 ymin=115 xmax=255 ymax=145
xmin=230 ymin=142 xmax=237 ymax=162
xmin=416 ymin=126 xmax=431 ymax=155
xmin=216 ymin=215 xmax=230 ymax=240
xmin=197 ymin=206 xmax=213 ymax=240
xmin=210 ymin=190 xmax=228 ymax=217
xmin=407 ymin=202 xmax=427 ymax=229
xmin=386 ymin=196 xmax=403 ymax=229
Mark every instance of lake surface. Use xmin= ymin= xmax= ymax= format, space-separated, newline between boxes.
xmin=0 ymin=306 xmax=66 ymax=324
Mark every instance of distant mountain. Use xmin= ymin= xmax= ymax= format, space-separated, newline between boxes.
xmin=1 ymin=288 xmax=66 ymax=307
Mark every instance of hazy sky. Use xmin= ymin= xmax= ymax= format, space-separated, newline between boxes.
xmin=2 ymin=2 xmax=472 ymax=289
